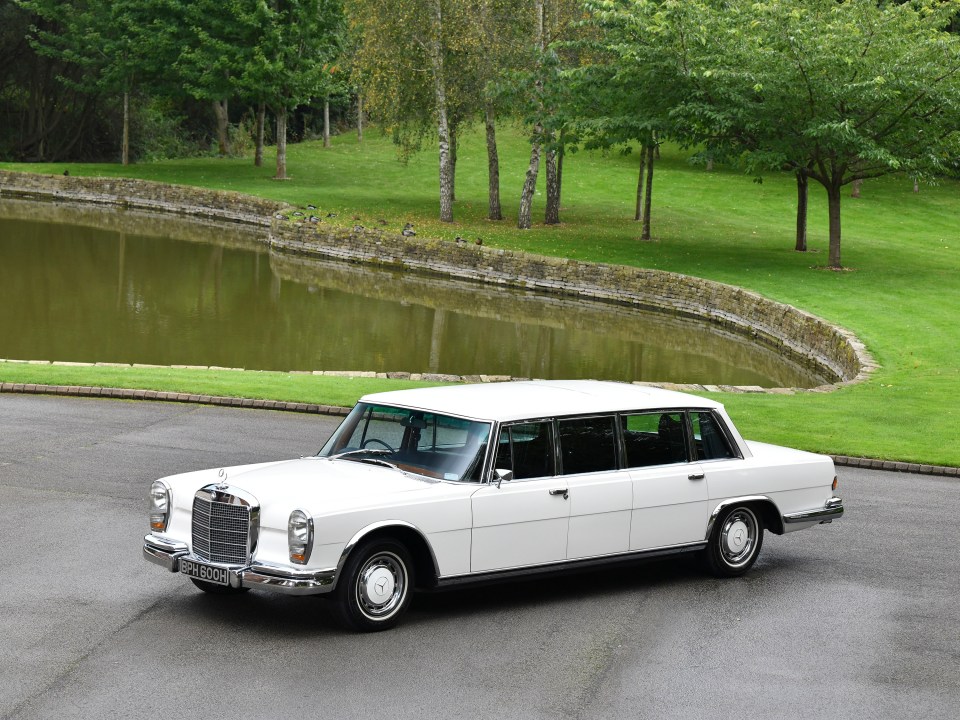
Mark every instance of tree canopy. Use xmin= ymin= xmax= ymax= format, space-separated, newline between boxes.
xmin=4 ymin=0 xmax=960 ymax=265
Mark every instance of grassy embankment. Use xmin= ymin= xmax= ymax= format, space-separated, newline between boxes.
xmin=2 ymin=127 xmax=958 ymax=466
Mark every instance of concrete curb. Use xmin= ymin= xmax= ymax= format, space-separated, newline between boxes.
xmin=2 ymin=380 xmax=955 ymax=477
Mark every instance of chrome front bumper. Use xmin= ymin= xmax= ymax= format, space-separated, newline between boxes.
xmin=143 ymin=533 xmax=336 ymax=595
xmin=782 ymin=496 xmax=845 ymax=526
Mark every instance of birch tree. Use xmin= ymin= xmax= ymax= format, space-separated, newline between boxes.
xmin=347 ymin=0 xmax=483 ymax=222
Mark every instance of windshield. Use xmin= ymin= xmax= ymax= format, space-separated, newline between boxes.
xmin=319 ymin=403 xmax=492 ymax=482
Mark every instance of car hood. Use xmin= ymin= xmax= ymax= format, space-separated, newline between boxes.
xmin=167 ymin=455 xmax=441 ymax=517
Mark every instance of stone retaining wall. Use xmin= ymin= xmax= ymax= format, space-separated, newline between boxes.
xmin=0 ymin=169 xmax=281 ymax=226
xmin=0 ymin=170 xmax=876 ymax=390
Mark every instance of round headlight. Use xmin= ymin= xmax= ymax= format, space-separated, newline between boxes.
xmin=149 ymin=480 xmax=170 ymax=532
xmin=288 ymin=509 xmax=314 ymax=565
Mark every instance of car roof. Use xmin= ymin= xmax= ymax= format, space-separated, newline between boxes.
xmin=360 ymin=380 xmax=723 ymax=423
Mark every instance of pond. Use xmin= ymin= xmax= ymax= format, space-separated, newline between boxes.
xmin=0 ymin=199 xmax=830 ymax=387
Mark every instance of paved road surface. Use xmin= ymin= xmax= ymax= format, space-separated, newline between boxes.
xmin=1 ymin=394 xmax=957 ymax=719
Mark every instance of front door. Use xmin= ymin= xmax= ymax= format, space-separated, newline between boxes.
xmin=470 ymin=420 xmax=569 ymax=572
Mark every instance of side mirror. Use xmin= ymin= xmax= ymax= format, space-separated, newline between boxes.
xmin=492 ymin=468 xmax=513 ymax=488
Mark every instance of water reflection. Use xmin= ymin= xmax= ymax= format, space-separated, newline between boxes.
xmin=0 ymin=199 xmax=829 ymax=387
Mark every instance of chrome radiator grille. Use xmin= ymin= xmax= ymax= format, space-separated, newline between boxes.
xmin=191 ymin=493 xmax=252 ymax=565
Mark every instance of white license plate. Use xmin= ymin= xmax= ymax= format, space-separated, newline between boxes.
xmin=179 ymin=558 xmax=230 ymax=586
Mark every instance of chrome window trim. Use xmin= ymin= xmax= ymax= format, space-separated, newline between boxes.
xmin=690 ymin=409 xmax=744 ymax=461
xmin=490 ymin=418 xmax=558 ymax=482
xmin=619 ymin=409 xmax=694 ymax=468
xmin=555 ymin=413 xmax=620 ymax=477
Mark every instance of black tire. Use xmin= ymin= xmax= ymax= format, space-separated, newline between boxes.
xmin=333 ymin=539 xmax=413 ymax=632
xmin=704 ymin=505 xmax=764 ymax=577
xmin=190 ymin=578 xmax=249 ymax=595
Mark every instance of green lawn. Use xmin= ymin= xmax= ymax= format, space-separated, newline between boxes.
xmin=2 ymin=127 xmax=958 ymax=466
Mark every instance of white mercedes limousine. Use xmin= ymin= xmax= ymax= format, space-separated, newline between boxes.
xmin=143 ymin=380 xmax=843 ymax=631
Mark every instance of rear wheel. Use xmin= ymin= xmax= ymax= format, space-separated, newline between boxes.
xmin=333 ymin=539 xmax=413 ymax=632
xmin=704 ymin=505 xmax=763 ymax=577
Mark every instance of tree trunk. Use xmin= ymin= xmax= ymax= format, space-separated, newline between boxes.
xmin=556 ymin=129 xmax=565 ymax=202
xmin=122 ymin=90 xmax=130 ymax=166
xmin=826 ymin=182 xmax=842 ymax=268
xmin=913 ymin=177 xmax=920 ymax=193
xmin=485 ymin=102 xmax=502 ymax=221
xmin=635 ymin=147 xmax=647 ymax=221
xmin=519 ymin=0 xmax=546 ymax=230
xmin=323 ymin=97 xmax=331 ymax=148
xmin=254 ymin=102 xmax=265 ymax=167
xmin=212 ymin=99 xmax=230 ymax=156
xmin=641 ymin=143 xmax=655 ymax=240
xmin=795 ymin=170 xmax=808 ymax=252
xmin=544 ymin=145 xmax=560 ymax=224
xmin=429 ymin=1 xmax=454 ymax=222
xmin=518 ymin=129 xmax=541 ymax=230
xmin=450 ymin=124 xmax=457 ymax=203
xmin=275 ymin=108 xmax=287 ymax=180
xmin=851 ymin=178 xmax=863 ymax=198
xmin=357 ymin=93 xmax=363 ymax=143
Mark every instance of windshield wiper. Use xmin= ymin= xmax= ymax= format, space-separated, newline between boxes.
xmin=326 ymin=448 xmax=438 ymax=483
xmin=357 ymin=457 xmax=404 ymax=472
xmin=328 ymin=448 xmax=393 ymax=460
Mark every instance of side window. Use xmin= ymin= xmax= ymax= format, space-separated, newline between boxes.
xmin=558 ymin=416 xmax=618 ymax=475
xmin=621 ymin=412 xmax=687 ymax=467
xmin=692 ymin=412 xmax=736 ymax=460
xmin=494 ymin=421 xmax=556 ymax=479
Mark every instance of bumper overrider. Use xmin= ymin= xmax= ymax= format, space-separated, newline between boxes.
xmin=143 ymin=533 xmax=337 ymax=595
xmin=782 ymin=496 xmax=845 ymax=525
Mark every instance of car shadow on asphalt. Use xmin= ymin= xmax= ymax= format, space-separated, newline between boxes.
xmin=176 ymin=553 xmax=719 ymax=635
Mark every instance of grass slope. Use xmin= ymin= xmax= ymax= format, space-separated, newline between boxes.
xmin=2 ymin=126 xmax=958 ymax=465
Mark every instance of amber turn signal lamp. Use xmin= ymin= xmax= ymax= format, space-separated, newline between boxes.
xmin=832 ymin=476 xmax=839 ymax=491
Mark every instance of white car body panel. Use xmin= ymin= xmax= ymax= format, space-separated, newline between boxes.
xmin=470 ymin=479 xmax=569 ymax=572
xmin=566 ymin=470 xmax=632 ymax=559
xmin=630 ymin=463 xmax=710 ymax=549
xmin=144 ymin=380 xmax=843 ymax=605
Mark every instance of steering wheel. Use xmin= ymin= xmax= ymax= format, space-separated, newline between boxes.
xmin=361 ymin=438 xmax=396 ymax=452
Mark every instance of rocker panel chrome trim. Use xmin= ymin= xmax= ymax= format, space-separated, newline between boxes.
xmin=435 ymin=541 xmax=708 ymax=587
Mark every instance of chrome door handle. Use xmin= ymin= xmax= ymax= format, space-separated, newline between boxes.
xmin=688 ymin=473 xmax=705 ymax=481
xmin=549 ymin=488 xmax=569 ymax=500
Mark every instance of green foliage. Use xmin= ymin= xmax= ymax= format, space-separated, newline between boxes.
xmin=129 ymin=95 xmax=196 ymax=161
xmin=237 ymin=0 xmax=344 ymax=113
xmin=576 ymin=0 xmax=960 ymax=267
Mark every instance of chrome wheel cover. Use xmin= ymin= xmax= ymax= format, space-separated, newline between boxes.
xmin=719 ymin=508 xmax=758 ymax=568
xmin=355 ymin=551 xmax=407 ymax=621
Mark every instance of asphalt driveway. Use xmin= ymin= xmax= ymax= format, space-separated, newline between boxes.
xmin=1 ymin=394 xmax=957 ymax=719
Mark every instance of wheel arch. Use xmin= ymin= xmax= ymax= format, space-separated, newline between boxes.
xmin=705 ymin=495 xmax=785 ymax=539
xmin=334 ymin=521 xmax=440 ymax=591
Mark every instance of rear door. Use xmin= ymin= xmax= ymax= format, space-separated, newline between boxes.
xmin=623 ymin=411 xmax=710 ymax=550
xmin=558 ymin=415 xmax=633 ymax=559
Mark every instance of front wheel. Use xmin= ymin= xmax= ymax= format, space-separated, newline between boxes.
xmin=704 ymin=505 xmax=763 ymax=577
xmin=332 ymin=539 xmax=413 ymax=632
